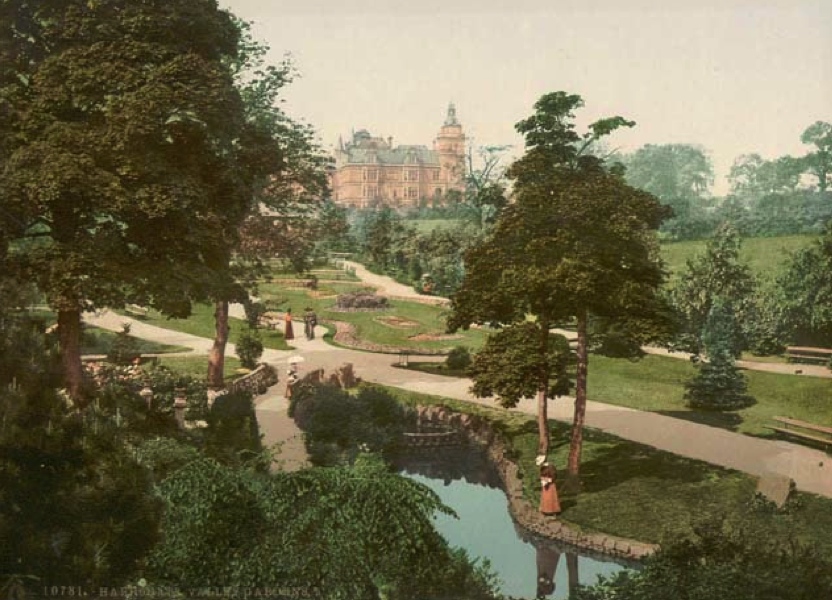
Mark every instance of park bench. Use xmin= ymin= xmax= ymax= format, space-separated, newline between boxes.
xmin=785 ymin=346 xmax=832 ymax=365
xmin=766 ymin=416 xmax=832 ymax=451
xmin=125 ymin=304 xmax=148 ymax=318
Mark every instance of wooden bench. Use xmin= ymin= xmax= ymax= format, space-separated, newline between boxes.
xmin=125 ymin=304 xmax=148 ymax=318
xmin=766 ymin=416 xmax=832 ymax=450
xmin=785 ymin=346 xmax=832 ymax=365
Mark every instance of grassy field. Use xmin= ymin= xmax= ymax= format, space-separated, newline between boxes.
xmin=660 ymin=234 xmax=816 ymax=281
xmin=586 ymin=354 xmax=832 ymax=435
xmin=133 ymin=303 xmax=293 ymax=351
xmin=256 ymin=282 xmax=491 ymax=353
xmin=384 ymin=384 xmax=832 ymax=556
xmin=405 ymin=352 xmax=832 ymax=437
xmin=154 ymin=355 xmax=242 ymax=381
xmin=81 ymin=327 xmax=190 ymax=355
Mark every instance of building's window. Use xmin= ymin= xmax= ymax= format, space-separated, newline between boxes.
xmin=367 ymin=169 xmax=378 ymax=181
xmin=408 ymin=187 xmax=418 ymax=199
xmin=434 ymin=188 xmax=442 ymax=198
xmin=432 ymin=170 xmax=439 ymax=181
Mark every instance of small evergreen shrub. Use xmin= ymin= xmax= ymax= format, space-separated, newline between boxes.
xmin=236 ymin=329 xmax=263 ymax=369
xmin=445 ymin=346 xmax=472 ymax=371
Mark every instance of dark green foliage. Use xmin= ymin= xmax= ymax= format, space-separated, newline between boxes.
xmin=147 ymin=456 xmax=499 ymax=599
xmin=241 ymin=298 xmax=267 ymax=329
xmin=205 ymin=390 xmax=262 ymax=467
xmin=572 ymin=518 xmax=832 ymax=600
xmin=684 ymin=299 xmax=755 ymax=411
xmin=445 ymin=345 xmax=472 ymax=370
xmin=235 ymin=328 xmax=264 ymax=369
xmin=0 ymin=316 xmax=161 ymax=590
xmin=93 ymin=363 xmax=207 ymax=434
xmin=589 ymin=318 xmax=647 ymax=358
xmin=291 ymin=384 xmax=412 ymax=465
xmin=775 ymin=224 xmax=832 ymax=347
xmin=671 ymin=224 xmax=756 ymax=356
xmin=468 ymin=323 xmax=572 ymax=408
xmin=622 ymin=144 xmax=715 ymax=241
xmin=105 ymin=323 xmax=141 ymax=366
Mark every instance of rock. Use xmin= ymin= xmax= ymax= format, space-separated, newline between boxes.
xmin=756 ymin=471 xmax=793 ymax=508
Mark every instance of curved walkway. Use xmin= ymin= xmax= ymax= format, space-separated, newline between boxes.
xmin=83 ymin=304 xmax=832 ymax=499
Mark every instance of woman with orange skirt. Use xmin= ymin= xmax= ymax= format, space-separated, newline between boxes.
xmin=538 ymin=458 xmax=561 ymax=516
xmin=284 ymin=308 xmax=294 ymax=340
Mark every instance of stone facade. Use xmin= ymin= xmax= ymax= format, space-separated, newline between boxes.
xmin=330 ymin=104 xmax=466 ymax=208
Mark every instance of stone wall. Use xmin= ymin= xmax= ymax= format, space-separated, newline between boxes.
xmin=415 ymin=404 xmax=659 ymax=562
xmin=227 ymin=363 xmax=279 ymax=396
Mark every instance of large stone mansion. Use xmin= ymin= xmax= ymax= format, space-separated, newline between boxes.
xmin=330 ymin=104 xmax=467 ymax=208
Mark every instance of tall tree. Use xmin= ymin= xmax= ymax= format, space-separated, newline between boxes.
xmin=464 ymin=144 xmax=511 ymax=230
xmin=1 ymin=0 xmax=257 ymax=405
xmin=467 ymin=323 xmax=572 ymax=451
xmin=205 ymin=32 xmax=330 ymax=389
xmin=671 ymin=224 xmax=756 ymax=356
xmin=800 ymin=121 xmax=832 ymax=193
xmin=449 ymin=92 xmax=670 ymax=479
xmin=728 ymin=153 xmax=805 ymax=197
xmin=684 ymin=297 xmax=755 ymax=411
xmin=776 ymin=223 xmax=832 ymax=347
xmin=622 ymin=143 xmax=714 ymax=240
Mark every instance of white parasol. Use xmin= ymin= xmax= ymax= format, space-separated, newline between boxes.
xmin=287 ymin=355 xmax=305 ymax=365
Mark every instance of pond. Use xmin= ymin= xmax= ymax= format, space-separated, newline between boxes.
xmin=395 ymin=447 xmax=629 ymax=599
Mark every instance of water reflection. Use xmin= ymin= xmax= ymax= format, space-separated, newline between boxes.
xmin=394 ymin=447 xmax=627 ymax=599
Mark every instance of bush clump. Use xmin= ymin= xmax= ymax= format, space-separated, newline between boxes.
xmin=290 ymin=383 xmax=413 ymax=465
xmin=335 ymin=291 xmax=389 ymax=310
xmin=236 ymin=329 xmax=264 ymax=369
xmin=445 ymin=346 xmax=472 ymax=371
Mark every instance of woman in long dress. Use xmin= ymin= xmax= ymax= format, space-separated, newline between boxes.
xmin=284 ymin=308 xmax=294 ymax=340
xmin=539 ymin=461 xmax=561 ymax=516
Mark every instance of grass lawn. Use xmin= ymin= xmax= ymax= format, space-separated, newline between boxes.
xmin=660 ymin=234 xmax=816 ymax=281
xmin=263 ymin=265 xmax=360 ymax=282
xmin=81 ymin=327 xmax=190 ymax=355
xmin=587 ymin=353 xmax=832 ymax=435
xmin=130 ymin=303 xmax=293 ymax=351
xmin=257 ymin=283 xmax=491 ymax=353
xmin=383 ymin=385 xmax=832 ymax=557
xmin=404 ymin=352 xmax=832 ymax=437
xmin=155 ymin=355 xmax=242 ymax=381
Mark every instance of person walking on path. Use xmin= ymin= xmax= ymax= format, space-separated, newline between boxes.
xmin=303 ymin=307 xmax=317 ymax=340
xmin=285 ymin=365 xmax=299 ymax=401
xmin=284 ymin=308 xmax=294 ymax=341
xmin=538 ymin=456 xmax=561 ymax=516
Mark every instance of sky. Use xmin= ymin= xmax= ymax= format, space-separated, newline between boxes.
xmin=220 ymin=0 xmax=832 ymax=195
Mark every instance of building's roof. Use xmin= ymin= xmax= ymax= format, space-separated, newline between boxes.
xmin=342 ymin=144 xmax=440 ymax=166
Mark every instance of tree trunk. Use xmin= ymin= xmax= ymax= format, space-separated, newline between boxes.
xmin=567 ymin=310 xmax=588 ymax=481
xmin=57 ymin=308 xmax=86 ymax=408
xmin=207 ymin=299 xmax=229 ymax=390
xmin=566 ymin=552 xmax=580 ymax=594
xmin=537 ymin=387 xmax=549 ymax=457
xmin=537 ymin=321 xmax=551 ymax=457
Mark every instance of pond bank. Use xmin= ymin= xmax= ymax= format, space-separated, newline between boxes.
xmin=413 ymin=404 xmax=659 ymax=562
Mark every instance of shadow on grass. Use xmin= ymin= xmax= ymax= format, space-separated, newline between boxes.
xmin=656 ymin=409 xmax=744 ymax=432
xmin=564 ymin=431 xmax=717 ymax=496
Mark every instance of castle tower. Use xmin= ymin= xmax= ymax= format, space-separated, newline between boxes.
xmin=434 ymin=103 xmax=467 ymax=189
